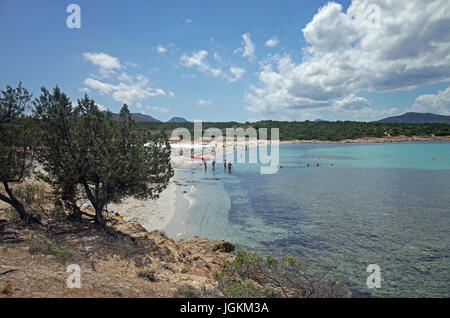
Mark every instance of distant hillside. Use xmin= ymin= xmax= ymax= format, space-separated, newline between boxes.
xmin=376 ymin=112 xmax=450 ymax=124
xmin=167 ymin=117 xmax=189 ymax=123
xmin=314 ymin=119 xmax=328 ymax=122
xmin=107 ymin=112 xmax=161 ymax=123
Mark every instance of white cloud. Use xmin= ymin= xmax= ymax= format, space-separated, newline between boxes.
xmin=180 ymin=50 xmax=222 ymax=78
xmin=245 ymin=0 xmax=450 ymax=121
xmin=185 ymin=18 xmax=192 ymax=24
xmin=265 ymin=37 xmax=279 ymax=47
xmin=156 ymin=45 xmax=167 ymax=54
xmin=118 ymin=72 xmax=133 ymax=83
xmin=84 ymin=74 xmax=166 ymax=105
xmin=125 ymin=61 xmax=139 ymax=68
xmin=197 ymin=99 xmax=213 ymax=107
xmin=84 ymin=77 xmax=115 ymax=95
xmin=78 ymin=87 xmax=90 ymax=93
xmin=235 ymin=33 xmax=255 ymax=59
xmin=147 ymin=105 xmax=170 ymax=113
xmin=168 ymin=91 xmax=175 ymax=98
xmin=180 ymin=50 xmax=246 ymax=82
xmin=82 ymin=52 xmax=122 ymax=77
xmin=228 ymin=67 xmax=246 ymax=82
xmin=96 ymin=103 xmax=107 ymax=111
xmin=410 ymin=86 xmax=450 ymax=115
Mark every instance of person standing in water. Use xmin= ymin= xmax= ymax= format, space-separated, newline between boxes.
xmin=212 ymin=160 xmax=216 ymax=170
xmin=203 ymin=159 xmax=207 ymax=171
xmin=228 ymin=162 xmax=232 ymax=172
xmin=224 ymin=160 xmax=227 ymax=169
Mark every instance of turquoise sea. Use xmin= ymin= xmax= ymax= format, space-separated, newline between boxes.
xmin=166 ymin=142 xmax=450 ymax=297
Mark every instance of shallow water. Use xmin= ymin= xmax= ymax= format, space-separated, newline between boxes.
xmin=166 ymin=142 xmax=450 ymax=297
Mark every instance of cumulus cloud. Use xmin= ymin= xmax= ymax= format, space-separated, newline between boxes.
xmin=410 ymin=86 xmax=450 ymax=115
xmin=265 ymin=37 xmax=279 ymax=47
xmin=82 ymin=52 xmax=122 ymax=77
xmin=246 ymin=0 xmax=450 ymax=120
xmin=180 ymin=50 xmax=222 ymax=78
xmin=235 ymin=33 xmax=255 ymax=59
xmin=197 ymin=99 xmax=213 ymax=107
xmin=180 ymin=50 xmax=246 ymax=82
xmin=84 ymin=74 xmax=166 ymax=105
xmin=228 ymin=67 xmax=246 ymax=82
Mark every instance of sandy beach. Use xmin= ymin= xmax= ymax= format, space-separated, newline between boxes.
xmin=106 ymin=139 xmax=252 ymax=234
xmin=107 ymin=181 xmax=177 ymax=233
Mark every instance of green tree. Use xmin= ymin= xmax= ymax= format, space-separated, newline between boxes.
xmin=0 ymin=83 xmax=40 ymax=223
xmin=34 ymin=88 xmax=173 ymax=227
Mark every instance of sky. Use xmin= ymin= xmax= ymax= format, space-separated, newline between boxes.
xmin=1 ymin=0 xmax=449 ymax=122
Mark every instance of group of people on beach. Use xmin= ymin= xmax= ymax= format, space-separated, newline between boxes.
xmin=202 ymin=159 xmax=232 ymax=172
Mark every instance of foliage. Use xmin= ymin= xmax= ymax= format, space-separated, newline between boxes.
xmin=138 ymin=121 xmax=450 ymax=141
xmin=25 ymin=230 xmax=74 ymax=263
xmin=215 ymin=251 xmax=350 ymax=298
xmin=0 ymin=83 xmax=39 ymax=223
xmin=13 ymin=184 xmax=54 ymax=218
xmin=174 ymin=284 xmax=201 ymax=298
xmin=34 ymin=88 xmax=173 ymax=227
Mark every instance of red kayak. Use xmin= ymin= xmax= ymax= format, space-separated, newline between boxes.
xmin=191 ymin=155 xmax=210 ymax=160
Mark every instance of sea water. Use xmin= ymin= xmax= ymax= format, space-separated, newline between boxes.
xmin=166 ymin=142 xmax=450 ymax=297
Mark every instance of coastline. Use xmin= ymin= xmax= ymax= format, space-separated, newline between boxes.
xmin=109 ymin=135 xmax=450 ymax=237
xmin=280 ymin=135 xmax=450 ymax=144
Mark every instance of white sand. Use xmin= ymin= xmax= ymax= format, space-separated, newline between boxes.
xmin=107 ymin=181 xmax=177 ymax=233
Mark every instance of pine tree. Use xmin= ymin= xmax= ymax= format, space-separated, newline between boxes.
xmin=34 ymin=87 xmax=173 ymax=227
xmin=0 ymin=83 xmax=40 ymax=223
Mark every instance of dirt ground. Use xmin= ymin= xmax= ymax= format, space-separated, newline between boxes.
xmin=0 ymin=214 xmax=235 ymax=298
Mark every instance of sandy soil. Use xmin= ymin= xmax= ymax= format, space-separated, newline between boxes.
xmin=107 ymin=181 xmax=177 ymax=233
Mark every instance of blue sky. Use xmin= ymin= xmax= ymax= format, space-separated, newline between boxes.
xmin=1 ymin=0 xmax=449 ymax=122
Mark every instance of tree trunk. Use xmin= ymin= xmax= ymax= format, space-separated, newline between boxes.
xmin=94 ymin=205 xmax=106 ymax=228
xmin=1 ymin=181 xmax=40 ymax=224
xmin=81 ymin=181 xmax=106 ymax=228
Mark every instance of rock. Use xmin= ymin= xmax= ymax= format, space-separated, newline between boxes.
xmin=134 ymin=256 xmax=152 ymax=267
xmin=213 ymin=241 xmax=235 ymax=253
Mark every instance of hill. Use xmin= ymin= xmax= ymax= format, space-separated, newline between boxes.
xmin=167 ymin=117 xmax=189 ymax=123
xmin=107 ymin=112 xmax=161 ymax=122
xmin=376 ymin=112 xmax=450 ymax=124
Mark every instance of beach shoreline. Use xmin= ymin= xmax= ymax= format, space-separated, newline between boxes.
xmin=280 ymin=135 xmax=450 ymax=144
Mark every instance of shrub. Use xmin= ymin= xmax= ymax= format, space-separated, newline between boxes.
xmin=1 ymin=281 xmax=13 ymax=295
xmin=25 ymin=230 xmax=73 ymax=263
xmin=175 ymin=284 xmax=201 ymax=298
xmin=137 ymin=269 xmax=156 ymax=282
xmin=215 ymin=251 xmax=350 ymax=298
